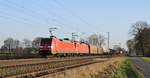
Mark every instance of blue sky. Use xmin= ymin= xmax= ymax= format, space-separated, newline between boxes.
xmin=0 ymin=0 xmax=150 ymax=49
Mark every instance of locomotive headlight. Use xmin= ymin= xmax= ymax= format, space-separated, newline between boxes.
xmin=51 ymin=46 xmax=53 ymax=49
xmin=47 ymin=46 xmax=51 ymax=48
xmin=39 ymin=46 xmax=43 ymax=48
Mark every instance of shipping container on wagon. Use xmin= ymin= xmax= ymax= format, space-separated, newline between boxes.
xmin=97 ymin=47 xmax=104 ymax=54
xmin=103 ymin=48 xmax=110 ymax=54
xmin=89 ymin=45 xmax=98 ymax=54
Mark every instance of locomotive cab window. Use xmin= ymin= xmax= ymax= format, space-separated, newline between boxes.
xmin=41 ymin=38 xmax=52 ymax=44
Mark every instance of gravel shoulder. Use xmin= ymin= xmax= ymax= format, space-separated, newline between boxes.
xmin=130 ymin=57 xmax=150 ymax=78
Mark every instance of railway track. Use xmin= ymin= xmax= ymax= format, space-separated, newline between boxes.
xmin=0 ymin=55 xmax=108 ymax=67
xmin=0 ymin=56 xmax=109 ymax=78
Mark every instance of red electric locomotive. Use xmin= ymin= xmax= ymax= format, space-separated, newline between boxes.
xmin=75 ymin=41 xmax=90 ymax=55
xmin=39 ymin=36 xmax=90 ymax=57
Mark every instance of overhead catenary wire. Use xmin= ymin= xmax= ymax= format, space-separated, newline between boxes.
xmin=0 ymin=0 xmax=80 ymax=36
xmin=0 ymin=10 xmax=37 ymax=25
xmin=4 ymin=0 xmax=46 ymax=19
xmin=0 ymin=0 xmax=73 ymax=37
xmin=30 ymin=0 xmax=79 ymax=31
xmin=4 ymin=0 xmax=74 ymax=30
xmin=1 ymin=0 xmax=79 ymax=30
xmin=0 ymin=4 xmax=44 ymax=25
xmin=52 ymin=0 xmax=93 ymax=27
xmin=1 ymin=0 xmax=48 ymax=25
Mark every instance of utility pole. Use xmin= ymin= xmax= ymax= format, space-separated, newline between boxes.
xmin=107 ymin=32 xmax=110 ymax=49
xmin=49 ymin=27 xmax=57 ymax=36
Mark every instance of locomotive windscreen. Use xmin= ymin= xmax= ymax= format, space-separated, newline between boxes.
xmin=40 ymin=38 xmax=52 ymax=45
xmin=39 ymin=38 xmax=52 ymax=56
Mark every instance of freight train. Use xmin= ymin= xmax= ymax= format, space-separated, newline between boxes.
xmin=39 ymin=36 xmax=107 ymax=57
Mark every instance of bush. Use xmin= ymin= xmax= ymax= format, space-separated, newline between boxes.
xmin=144 ymin=51 xmax=150 ymax=57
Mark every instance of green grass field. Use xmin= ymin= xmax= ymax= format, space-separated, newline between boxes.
xmin=114 ymin=59 xmax=144 ymax=78
xmin=142 ymin=57 xmax=150 ymax=62
xmin=0 ymin=52 xmax=16 ymax=56
xmin=93 ymin=57 xmax=144 ymax=78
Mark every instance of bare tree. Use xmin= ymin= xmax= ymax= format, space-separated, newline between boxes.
xmin=130 ymin=21 xmax=149 ymax=36
xmin=4 ymin=37 xmax=14 ymax=52
xmin=32 ymin=37 xmax=42 ymax=49
xmin=88 ymin=34 xmax=105 ymax=47
xmin=1 ymin=37 xmax=22 ymax=56
xmin=126 ymin=39 xmax=135 ymax=55
xmin=98 ymin=34 xmax=105 ymax=47
xmin=23 ymin=38 xmax=32 ymax=48
xmin=129 ymin=21 xmax=150 ymax=56
xmin=14 ymin=40 xmax=20 ymax=49
xmin=23 ymin=39 xmax=32 ymax=55
xmin=32 ymin=37 xmax=42 ymax=53
xmin=13 ymin=40 xmax=21 ymax=56
xmin=1 ymin=45 xmax=7 ymax=52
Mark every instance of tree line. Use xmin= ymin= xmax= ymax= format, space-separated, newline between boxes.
xmin=0 ymin=34 xmax=106 ymax=57
xmin=127 ymin=21 xmax=150 ymax=56
xmin=0 ymin=37 xmax=42 ymax=57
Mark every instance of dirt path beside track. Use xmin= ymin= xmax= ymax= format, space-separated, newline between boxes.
xmin=130 ymin=57 xmax=150 ymax=78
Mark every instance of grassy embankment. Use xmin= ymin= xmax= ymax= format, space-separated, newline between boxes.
xmin=48 ymin=57 xmax=144 ymax=78
xmin=104 ymin=59 xmax=143 ymax=78
xmin=142 ymin=57 xmax=150 ymax=62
